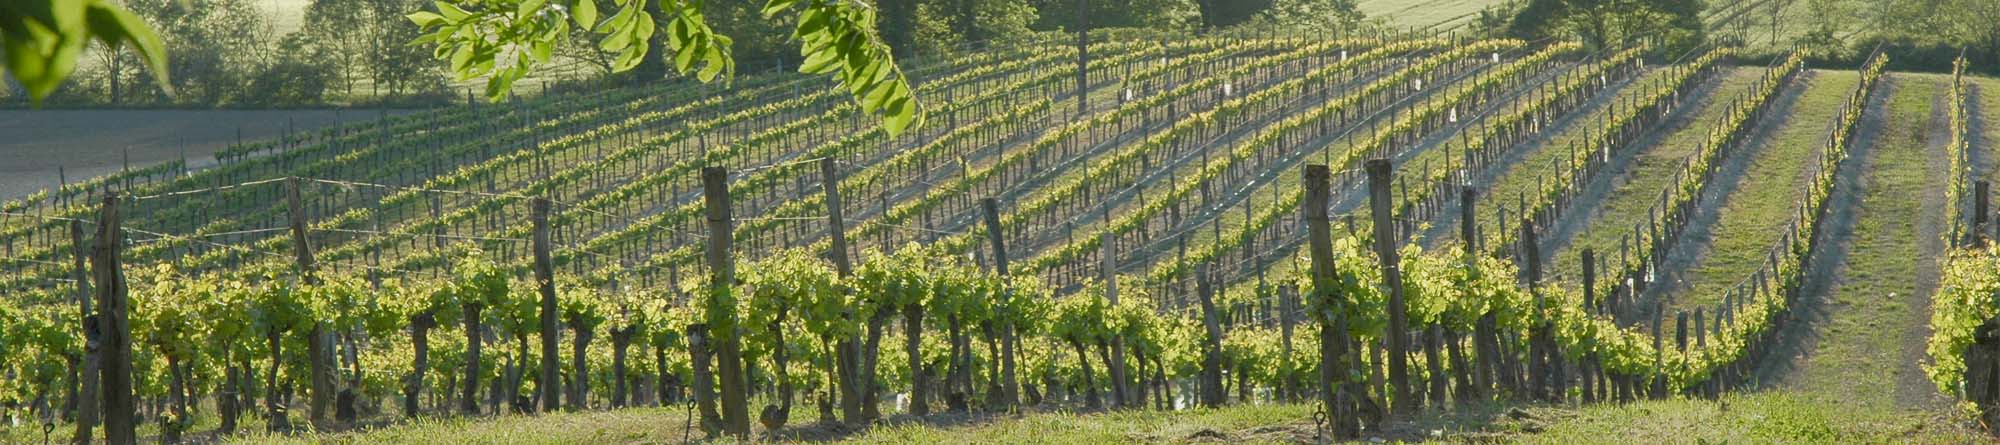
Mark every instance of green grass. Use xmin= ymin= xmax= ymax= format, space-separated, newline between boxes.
xmin=222 ymin=404 xmax=1324 ymax=445
xmin=1786 ymin=74 xmax=1946 ymax=412
xmin=226 ymin=407 xmax=705 ymax=445
xmin=1663 ymin=70 xmax=1859 ymax=311
xmin=1544 ymin=68 xmax=1763 ymax=281
xmin=1707 ymin=0 xmax=1874 ymax=54
xmin=205 ymin=394 xmax=1987 ymax=444
xmin=1485 ymin=392 xmax=1984 ymax=444
xmin=1357 ymin=0 xmax=1504 ymax=30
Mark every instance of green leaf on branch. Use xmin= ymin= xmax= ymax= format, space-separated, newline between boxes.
xmin=407 ymin=0 xmax=919 ymax=135
xmin=573 ymin=0 xmax=597 ymax=30
xmin=1 ymin=0 xmax=170 ymax=106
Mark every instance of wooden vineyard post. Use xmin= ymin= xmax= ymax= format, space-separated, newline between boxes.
xmin=1196 ymin=266 xmax=1225 ymax=408
xmin=981 ymin=198 xmax=1021 ymax=409
xmin=533 ymin=197 xmax=560 ymax=413
xmin=286 ymin=178 xmax=340 ymax=427
xmin=1581 ymin=249 xmax=1598 ymax=403
xmin=1975 ymin=180 xmax=1990 ymax=247
xmin=1424 ymin=324 xmax=1447 ymax=408
xmin=1520 ymin=219 xmax=1547 ymax=401
xmin=820 ymin=158 xmax=867 ymax=423
xmin=1073 ymin=0 xmax=1088 ymax=117
xmin=1304 ymin=165 xmax=1370 ymax=437
xmin=688 ymin=324 xmax=722 ymax=435
xmin=73 ymin=219 xmax=100 ymax=445
xmin=92 ymin=195 xmax=135 ymax=445
xmin=1650 ymin=304 xmax=1666 ymax=398
xmin=1583 ymin=249 xmax=1597 ymax=314
xmin=1278 ymin=284 xmax=1298 ymax=402
xmin=1694 ymin=309 xmax=1709 ymax=398
xmin=701 ymin=168 xmax=751 ymax=438
xmin=1465 ymin=186 xmax=1499 ymax=399
xmin=1675 ymin=311 xmax=1688 ymax=396
xmin=1365 ymin=159 xmax=1412 ymax=414
xmin=1102 ymin=230 xmax=1130 ymax=408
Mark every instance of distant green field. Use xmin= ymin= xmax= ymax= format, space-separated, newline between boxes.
xmin=1357 ymin=0 xmax=1503 ymax=30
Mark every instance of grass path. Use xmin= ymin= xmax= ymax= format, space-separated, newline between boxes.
xmin=1786 ymin=74 xmax=1949 ymax=411
xmin=1656 ymin=71 xmax=1858 ymax=311
xmin=1421 ymin=67 xmax=1672 ymax=247
xmin=1539 ymin=69 xmax=1762 ymax=282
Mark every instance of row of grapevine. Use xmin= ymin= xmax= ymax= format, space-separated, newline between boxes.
xmin=1133 ymin=41 xmax=1571 ymax=292
xmin=1562 ymin=49 xmax=1803 ymax=324
xmin=608 ymin=38 xmax=1352 ymax=279
xmin=1203 ymin=44 xmax=1651 ymax=330
xmin=1388 ymin=45 xmax=1652 ymax=244
xmin=1926 ymin=50 xmax=2000 ymax=428
xmin=1018 ymin=40 xmax=1519 ymax=283
xmin=953 ymin=38 xmax=1402 ymax=258
xmin=1285 ymin=49 xmax=1877 ymax=417
xmin=155 ymin=40 xmax=1118 ymax=280
xmin=1945 ymin=53 xmax=1980 ymax=246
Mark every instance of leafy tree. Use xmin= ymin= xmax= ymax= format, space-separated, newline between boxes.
xmin=302 ymin=0 xmax=447 ymax=99
xmin=1220 ymin=0 xmax=1363 ymax=35
xmin=1194 ymin=0 xmax=1275 ymax=28
xmin=126 ymin=0 xmax=269 ymax=104
xmin=0 ymin=0 xmax=168 ymax=105
xmin=891 ymin=0 xmax=1038 ymax=55
xmin=1872 ymin=0 xmax=2000 ymax=65
xmin=1031 ymin=0 xmax=1195 ymax=31
xmin=305 ymin=0 xmax=374 ymax=96
xmin=243 ymin=33 xmax=338 ymax=105
xmin=1508 ymin=0 xmax=1703 ymax=52
xmin=1470 ymin=0 xmax=1523 ymax=38
xmin=409 ymin=0 xmax=923 ymax=135
xmin=1796 ymin=0 xmax=1850 ymax=57
xmin=364 ymin=0 xmax=450 ymax=97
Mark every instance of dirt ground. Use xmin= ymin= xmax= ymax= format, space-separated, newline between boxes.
xmin=0 ymin=109 xmax=412 ymax=201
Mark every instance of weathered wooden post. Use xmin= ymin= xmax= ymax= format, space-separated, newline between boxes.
xmin=533 ymin=198 xmax=561 ymax=413
xmin=1650 ymin=303 xmax=1666 ymax=398
xmin=820 ymin=158 xmax=868 ymax=423
xmin=688 ymin=324 xmax=723 ymax=434
xmin=1306 ymin=165 xmax=1364 ymax=436
xmin=1073 ymin=0 xmax=1089 ymax=117
xmin=1975 ymin=180 xmax=1990 ymax=247
xmin=286 ymin=178 xmax=340 ymax=427
xmin=1520 ymin=219 xmax=1550 ymax=401
xmin=981 ymin=198 xmax=1021 ymax=408
xmin=1675 ymin=311 xmax=1688 ymax=396
xmin=1197 ymin=266 xmax=1226 ymax=408
xmin=1278 ymin=284 xmax=1299 ymax=402
xmin=1464 ymin=187 xmax=1500 ymax=400
xmin=1424 ymin=325 xmax=1447 ymax=408
xmin=1581 ymin=249 xmax=1598 ymax=403
xmin=1583 ymin=249 xmax=1597 ymax=313
xmin=1694 ymin=309 xmax=1709 ymax=398
xmin=92 ymin=196 xmax=134 ymax=445
xmin=72 ymin=219 xmax=100 ymax=445
xmin=1365 ymin=159 xmax=1413 ymax=414
xmin=701 ymin=167 xmax=751 ymax=438
xmin=1102 ymin=230 xmax=1130 ymax=408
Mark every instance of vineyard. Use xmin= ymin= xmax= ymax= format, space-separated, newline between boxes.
xmin=4 ymin=27 xmax=2000 ymax=444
